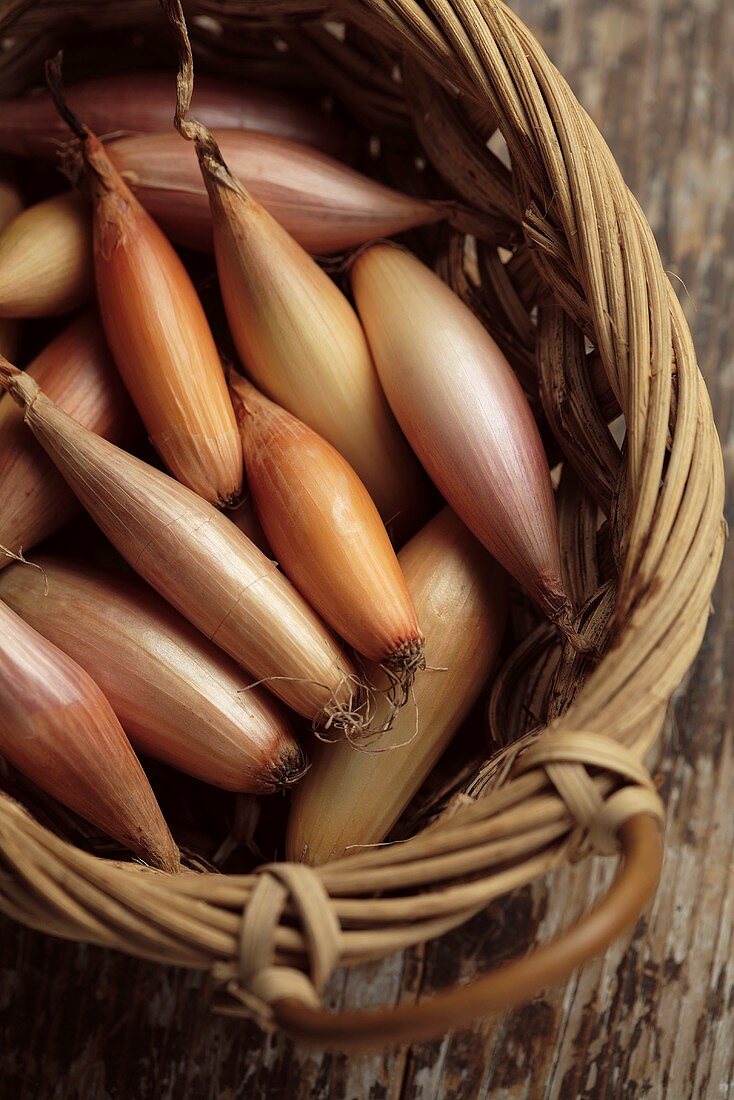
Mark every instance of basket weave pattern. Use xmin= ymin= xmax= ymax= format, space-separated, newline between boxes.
xmin=0 ymin=0 xmax=725 ymax=1045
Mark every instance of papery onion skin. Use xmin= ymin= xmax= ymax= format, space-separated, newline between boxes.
xmin=203 ymin=169 xmax=432 ymax=542
xmin=0 ymin=308 xmax=137 ymax=567
xmin=287 ymin=509 xmax=507 ymax=865
xmin=0 ymin=359 xmax=361 ymax=732
xmin=0 ymin=192 xmax=93 ymax=318
xmin=0 ymin=596 xmax=180 ymax=872
xmin=351 ymin=243 xmax=574 ymax=631
xmin=230 ymin=373 xmax=423 ymax=666
xmin=0 ymin=72 xmax=349 ymax=159
xmin=76 ymin=130 xmax=242 ymax=506
xmin=0 ymin=556 xmax=306 ymax=793
xmin=107 ymin=130 xmax=442 ymax=254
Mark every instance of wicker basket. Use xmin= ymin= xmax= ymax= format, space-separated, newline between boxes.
xmin=0 ymin=0 xmax=725 ymax=1051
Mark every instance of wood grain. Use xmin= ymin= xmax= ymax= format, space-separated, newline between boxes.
xmin=1 ymin=0 xmax=732 ymax=1096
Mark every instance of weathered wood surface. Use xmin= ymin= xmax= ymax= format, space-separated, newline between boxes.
xmin=1 ymin=1 xmax=732 ymax=1097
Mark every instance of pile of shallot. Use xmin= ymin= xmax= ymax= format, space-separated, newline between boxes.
xmin=0 ymin=12 xmax=584 ymax=870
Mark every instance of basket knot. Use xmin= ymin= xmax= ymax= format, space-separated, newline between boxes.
xmin=514 ymin=731 xmax=665 ymax=855
xmin=210 ymin=862 xmax=340 ymax=1030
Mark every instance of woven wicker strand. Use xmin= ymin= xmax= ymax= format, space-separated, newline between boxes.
xmin=0 ymin=0 xmax=725 ymax=1050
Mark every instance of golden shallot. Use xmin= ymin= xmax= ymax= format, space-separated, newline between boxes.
xmin=287 ymin=509 xmax=507 ymax=865
xmin=0 ymin=192 xmax=93 ymax=318
xmin=158 ymin=18 xmax=431 ymax=539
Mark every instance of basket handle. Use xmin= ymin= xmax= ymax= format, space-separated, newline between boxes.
xmin=274 ymin=813 xmax=662 ymax=1051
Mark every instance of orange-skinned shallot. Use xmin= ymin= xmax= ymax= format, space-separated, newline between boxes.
xmin=230 ymin=373 xmax=425 ymax=708
xmin=46 ymin=58 xmax=242 ymax=505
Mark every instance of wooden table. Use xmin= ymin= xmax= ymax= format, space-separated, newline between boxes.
xmin=2 ymin=1 xmax=732 ymax=1096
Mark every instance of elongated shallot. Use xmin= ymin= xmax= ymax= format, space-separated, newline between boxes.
xmin=107 ymin=129 xmax=441 ymax=254
xmin=0 ymin=72 xmax=348 ymax=159
xmin=230 ymin=373 xmax=425 ymax=708
xmin=0 ymin=596 xmax=179 ymax=871
xmin=46 ymin=58 xmax=242 ymax=505
xmin=351 ymin=243 xmax=587 ymax=647
xmin=287 ymin=509 xmax=507 ymax=864
xmin=158 ymin=11 xmax=432 ymax=539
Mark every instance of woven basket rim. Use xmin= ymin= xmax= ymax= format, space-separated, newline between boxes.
xmin=0 ymin=0 xmax=725 ymax=1049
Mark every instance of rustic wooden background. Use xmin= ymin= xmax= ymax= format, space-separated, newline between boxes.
xmin=2 ymin=0 xmax=732 ymax=1096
